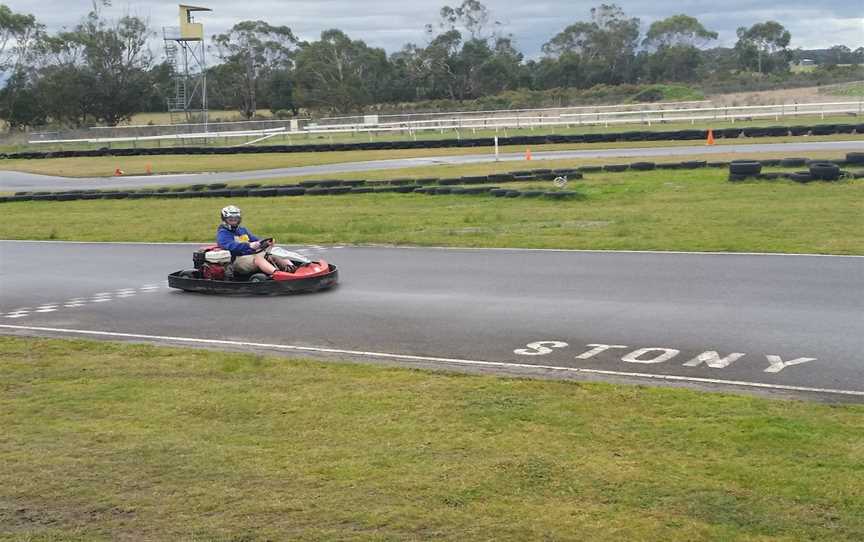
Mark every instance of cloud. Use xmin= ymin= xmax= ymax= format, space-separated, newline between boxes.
xmin=5 ymin=0 xmax=862 ymax=57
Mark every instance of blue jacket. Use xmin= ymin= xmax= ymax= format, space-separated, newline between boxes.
xmin=216 ymin=225 xmax=260 ymax=256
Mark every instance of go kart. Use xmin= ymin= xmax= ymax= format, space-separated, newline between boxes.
xmin=168 ymin=240 xmax=338 ymax=294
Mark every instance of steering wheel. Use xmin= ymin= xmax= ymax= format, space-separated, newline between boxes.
xmin=253 ymin=238 xmax=274 ymax=253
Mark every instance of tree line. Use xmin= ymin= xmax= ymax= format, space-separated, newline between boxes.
xmin=0 ymin=0 xmax=861 ymax=128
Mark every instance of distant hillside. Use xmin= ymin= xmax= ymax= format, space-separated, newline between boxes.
xmin=791 ymin=47 xmax=864 ymax=65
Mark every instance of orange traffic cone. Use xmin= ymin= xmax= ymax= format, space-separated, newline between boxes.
xmin=145 ymin=163 xmax=152 ymax=175
xmin=113 ymin=168 xmax=124 ymax=176
xmin=525 ymin=148 xmax=532 ymax=161
xmin=706 ymin=129 xmax=715 ymax=146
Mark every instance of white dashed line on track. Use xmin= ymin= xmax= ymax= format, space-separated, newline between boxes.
xmin=2 ymin=282 xmax=167 ymax=319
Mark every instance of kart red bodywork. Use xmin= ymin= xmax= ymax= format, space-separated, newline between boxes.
xmin=168 ymin=244 xmax=339 ymax=294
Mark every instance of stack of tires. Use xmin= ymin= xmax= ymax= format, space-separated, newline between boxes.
xmin=728 ymin=160 xmax=762 ymax=182
xmin=796 ymin=162 xmax=842 ymax=183
xmin=727 ymin=155 xmax=856 ymax=183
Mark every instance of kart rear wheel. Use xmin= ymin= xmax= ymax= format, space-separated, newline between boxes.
xmin=249 ymin=273 xmax=271 ymax=294
xmin=249 ymin=273 xmax=269 ymax=283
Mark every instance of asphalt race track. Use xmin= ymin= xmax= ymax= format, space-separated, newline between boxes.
xmin=1 ymin=241 xmax=862 ymax=401
xmin=2 ymin=140 xmax=863 ymax=192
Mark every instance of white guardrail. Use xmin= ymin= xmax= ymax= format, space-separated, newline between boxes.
xmin=29 ymin=100 xmax=864 ymax=146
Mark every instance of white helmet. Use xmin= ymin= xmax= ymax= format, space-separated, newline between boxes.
xmin=220 ymin=205 xmax=242 ymax=231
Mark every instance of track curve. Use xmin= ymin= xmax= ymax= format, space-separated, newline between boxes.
xmin=2 ymin=140 xmax=862 ymax=192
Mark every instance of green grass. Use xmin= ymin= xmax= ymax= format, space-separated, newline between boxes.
xmin=824 ymin=82 xmax=864 ymax=98
xmin=2 ymin=133 xmax=860 ymax=178
xmin=1 ymin=336 xmax=863 ymax=540
xmin=4 ymin=167 xmax=863 ymax=254
xmin=627 ymin=84 xmax=705 ymax=102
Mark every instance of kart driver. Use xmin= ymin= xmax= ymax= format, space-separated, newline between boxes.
xmin=216 ymin=205 xmax=294 ymax=276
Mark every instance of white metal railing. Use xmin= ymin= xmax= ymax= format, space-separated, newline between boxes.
xmin=306 ymin=101 xmax=864 ymax=133
xmin=312 ymin=100 xmax=714 ymax=126
xmin=28 ymin=100 xmax=863 ymax=146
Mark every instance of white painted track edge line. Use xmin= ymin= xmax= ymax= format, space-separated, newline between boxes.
xmin=0 ymin=239 xmax=861 ymax=258
xmin=1 ymin=324 xmax=862 ymax=398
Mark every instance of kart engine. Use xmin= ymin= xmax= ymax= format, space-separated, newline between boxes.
xmin=195 ymin=248 xmax=232 ymax=281
xmin=201 ymin=263 xmax=226 ymax=281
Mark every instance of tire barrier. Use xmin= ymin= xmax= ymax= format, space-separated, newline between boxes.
xmin=779 ymin=158 xmax=807 ymax=168
xmin=808 ymin=163 xmax=842 ymax=181
xmin=5 ymin=123 xmax=863 ymax=162
xmin=276 ymin=187 xmax=306 ymax=196
xmin=755 ymin=172 xmax=784 ymax=180
xmin=729 ymin=161 xmax=763 ymax=176
xmin=789 ymin=172 xmax=814 ymax=183
xmin=680 ymin=160 xmax=708 ymax=169
xmin=249 ymin=188 xmax=278 ymax=197
xmin=846 ymin=152 xmax=864 ymax=165
xmin=6 ymin=155 xmax=861 ymax=205
xmin=728 ymin=159 xmax=854 ymax=183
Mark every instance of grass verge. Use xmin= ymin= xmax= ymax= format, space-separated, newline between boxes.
xmin=3 ymin=168 xmax=863 ymax=255
xmin=1 ymin=337 xmax=863 ymax=540
xmin=2 ymin=134 xmax=860 ymax=178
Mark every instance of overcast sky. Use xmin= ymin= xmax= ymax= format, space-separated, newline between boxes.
xmin=6 ymin=0 xmax=863 ymax=58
